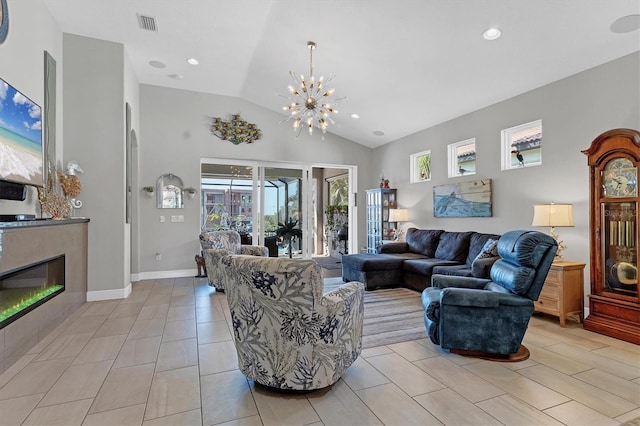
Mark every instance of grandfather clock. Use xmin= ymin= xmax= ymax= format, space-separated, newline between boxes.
xmin=582 ymin=128 xmax=640 ymax=344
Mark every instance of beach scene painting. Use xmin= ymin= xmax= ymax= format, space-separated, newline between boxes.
xmin=433 ymin=179 xmax=492 ymax=217
xmin=0 ymin=78 xmax=43 ymax=187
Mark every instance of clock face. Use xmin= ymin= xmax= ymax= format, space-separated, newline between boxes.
xmin=603 ymin=158 xmax=638 ymax=198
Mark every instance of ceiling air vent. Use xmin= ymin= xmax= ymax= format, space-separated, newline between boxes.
xmin=137 ymin=14 xmax=158 ymax=32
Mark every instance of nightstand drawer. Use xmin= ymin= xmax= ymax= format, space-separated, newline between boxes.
xmin=544 ymin=269 xmax=561 ymax=284
xmin=536 ymin=295 xmax=559 ymax=311
xmin=539 ymin=280 xmax=559 ymax=298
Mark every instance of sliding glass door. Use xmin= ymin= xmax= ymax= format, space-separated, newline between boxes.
xmin=201 ymin=161 xmax=309 ymax=258
xmin=201 ymin=159 xmax=357 ymax=259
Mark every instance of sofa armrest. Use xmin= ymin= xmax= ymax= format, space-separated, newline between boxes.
xmin=203 ymin=248 xmax=231 ymax=261
xmin=318 ymin=281 xmax=365 ymax=347
xmin=240 ymin=245 xmax=269 ymax=257
xmin=471 ymin=256 xmax=499 ymax=278
xmin=321 ymin=281 xmax=364 ymax=306
xmin=378 ymin=242 xmax=409 ymax=254
xmin=431 ymin=274 xmax=490 ymax=290
xmin=441 ymin=288 xmax=533 ymax=308
xmin=202 ymin=248 xmax=233 ymax=289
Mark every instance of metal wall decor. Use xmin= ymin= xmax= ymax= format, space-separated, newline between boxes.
xmin=210 ymin=114 xmax=262 ymax=145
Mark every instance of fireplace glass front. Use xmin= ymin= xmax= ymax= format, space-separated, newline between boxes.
xmin=0 ymin=255 xmax=65 ymax=329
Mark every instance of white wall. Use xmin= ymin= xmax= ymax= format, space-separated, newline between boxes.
xmin=372 ymin=52 xmax=640 ymax=303
xmin=0 ymin=0 xmax=62 ymax=215
xmin=63 ymin=34 xmax=127 ymax=297
xmin=123 ymin=48 xmax=140 ymax=294
xmin=137 ymin=85 xmax=373 ymax=275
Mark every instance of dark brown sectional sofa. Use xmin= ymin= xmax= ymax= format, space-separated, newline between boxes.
xmin=342 ymin=228 xmax=501 ymax=292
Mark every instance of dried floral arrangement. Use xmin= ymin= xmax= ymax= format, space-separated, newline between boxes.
xmin=58 ymin=172 xmax=82 ymax=198
xmin=37 ymin=188 xmax=70 ymax=220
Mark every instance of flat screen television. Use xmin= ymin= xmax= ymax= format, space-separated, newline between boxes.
xmin=0 ymin=77 xmax=44 ymax=187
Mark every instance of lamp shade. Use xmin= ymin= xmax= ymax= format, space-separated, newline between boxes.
xmin=389 ymin=208 xmax=409 ymax=222
xmin=531 ymin=204 xmax=574 ymax=227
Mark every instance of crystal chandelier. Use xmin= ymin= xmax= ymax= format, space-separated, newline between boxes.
xmin=281 ymin=41 xmax=344 ymax=137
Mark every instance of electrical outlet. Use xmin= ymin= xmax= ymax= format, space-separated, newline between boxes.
xmin=160 ymin=216 xmax=165 ymax=223
xmin=155 ymin=252 xmax=162 ymax=261
xmin=171 ymin=215 xmax=178 ymax=222
xmin=177 ymin=215 xmax=184 ymax=222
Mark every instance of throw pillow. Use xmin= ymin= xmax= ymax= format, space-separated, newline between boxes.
xmin=473 ymin=239 xmax=498 ymax=263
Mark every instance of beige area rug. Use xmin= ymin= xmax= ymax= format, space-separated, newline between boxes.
xmin=323 ymin=277 xmax=427 ymax=348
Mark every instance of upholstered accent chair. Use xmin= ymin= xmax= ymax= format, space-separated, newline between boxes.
xmin=421 ymin=230 xmax=558 ymax=359
xmin=222 ymin=256 xmax=365 ymax=391
xmin=199 ymin=230 xmax=268 ymax=291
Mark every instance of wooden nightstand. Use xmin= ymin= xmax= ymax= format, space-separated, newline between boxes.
xmin=534 ymin=261 xmax=586 ymax=327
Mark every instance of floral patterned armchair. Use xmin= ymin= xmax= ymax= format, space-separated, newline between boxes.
xmin=199 ymin=230 xmax=268 ymax=291
xmin=222 ymin=256 xmax=364 ymax=391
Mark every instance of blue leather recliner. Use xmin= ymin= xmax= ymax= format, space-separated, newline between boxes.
xmin=421 ymin=230 xmax=558 ymax=356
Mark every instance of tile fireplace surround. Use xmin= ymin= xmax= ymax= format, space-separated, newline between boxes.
xmin=0 ymin=219 xmax=88 ymax=374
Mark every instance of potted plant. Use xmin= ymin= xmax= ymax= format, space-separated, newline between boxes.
xmin=324 ymin=204 xmax=348 ymax=255
xmin=276 ymin=219 xmax=303 ymax=258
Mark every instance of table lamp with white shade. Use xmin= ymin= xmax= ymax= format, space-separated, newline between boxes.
xmin=531 ymin=203 xmax=574 ymax=259
xmin=389 ymin=208 xmax=410 ymax=241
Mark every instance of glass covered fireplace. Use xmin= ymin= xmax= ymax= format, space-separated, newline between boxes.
xmin=0 ymin=255 xmax=65 ymax=329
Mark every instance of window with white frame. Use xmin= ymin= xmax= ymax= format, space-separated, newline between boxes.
xmin=501 ymin=120 xmax=542 ymax=170
xmin=448 ymin=138 xmax=476 ymax=178
xmin=410 ymin=150 xmax=431 ymax=183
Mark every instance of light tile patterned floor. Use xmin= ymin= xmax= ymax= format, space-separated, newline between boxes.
xmin=0 ymin=277 xmax=638 ymax=426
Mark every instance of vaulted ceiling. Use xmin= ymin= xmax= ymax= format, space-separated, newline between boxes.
xmin=42 ymin=0 xmax=640 ymax=147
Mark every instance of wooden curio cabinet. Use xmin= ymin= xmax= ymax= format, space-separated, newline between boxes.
xmin=366 ymin=188 xmax=397 ymax=253
xmin=582 ymin=128 xmax=640 ymax=344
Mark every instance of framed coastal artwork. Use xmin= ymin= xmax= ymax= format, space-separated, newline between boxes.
xmin=433 ymin=178 xmax=492 ymax=217
xmin=448 ymin=138 xmax=476 ymax=178
xmin=501 ymin=119 xmax=542 ymax=171
xmin=410 ymin=149 xmax=431 ymax=183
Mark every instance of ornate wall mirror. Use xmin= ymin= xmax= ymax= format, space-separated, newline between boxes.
xmin=156 ymin=173 xmax=184 ymax=209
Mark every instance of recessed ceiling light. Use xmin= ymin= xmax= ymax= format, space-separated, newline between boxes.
xmin=186 ymin=58 xmax=200 ymax=65
xmin=168 ymin=73 xmax=184 ymax=80
xmin=373 ymin=130 xmax=385 ymax=136
xmin=610 ymin=14 xmax=640 ymax=34
xmin=351 ymin=113 xmax=360 ymax=119
xmin=149 ymin=60 xmax=166 ymax=69
xmin=483 ymin=27 xmax=502 ymax=40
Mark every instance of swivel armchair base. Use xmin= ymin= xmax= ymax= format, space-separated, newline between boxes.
xmin=450 ymin=345 xmax=530 ymax=362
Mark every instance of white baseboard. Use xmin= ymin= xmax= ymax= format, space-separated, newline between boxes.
xmin=87 ymin=283 xmax=132 ymax=302
xmin=132 ymin=269 xmax=198 ymax=282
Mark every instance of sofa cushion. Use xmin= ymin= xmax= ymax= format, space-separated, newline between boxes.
xmin=403 ymin=258 xmax=460 ymax=276
xmin=466 ymin=232 xmax=502 ymax=265
xmin=490 ymin=260 xmax=535 ymax=295
xmin=432 ymin=264 xmax=474 ymax=277
xmin=406 ymin=228 xmax=444 ymax=257
xmin=341 ymin=253 xmax=406 ymax=271
xmin=434 ymin=231 xmax=473 ymax=262
xmin=377 ymin=241 xmax=409 ymax=254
